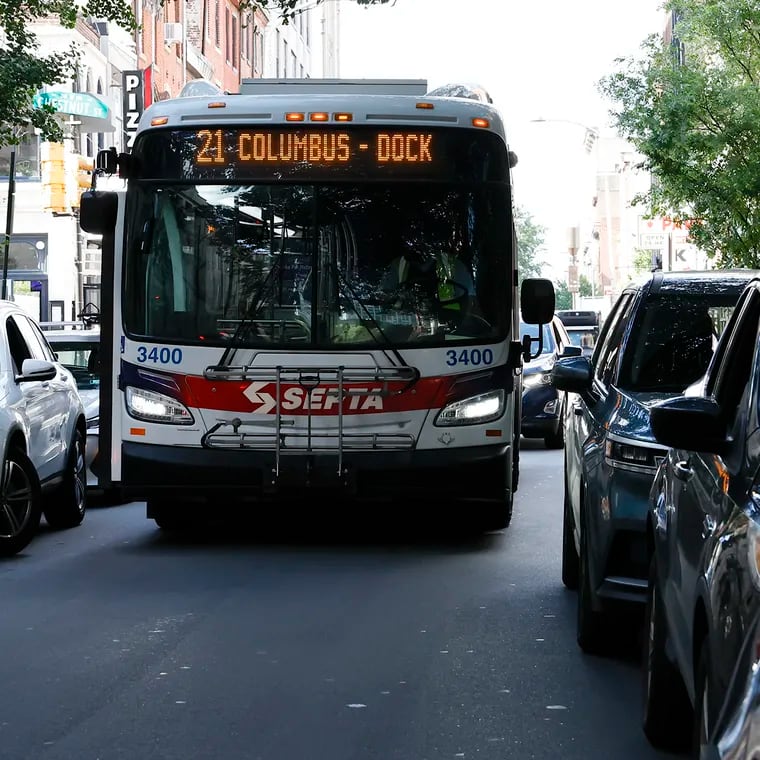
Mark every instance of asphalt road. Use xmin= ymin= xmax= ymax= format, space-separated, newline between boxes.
xmin=0 ymin=440 xmax=679 ymax=760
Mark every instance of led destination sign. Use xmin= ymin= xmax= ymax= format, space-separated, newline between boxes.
xmin=132 ymin=127 xmax=508 ymax=182
xmin=196 ymin=128 xmax=433 ymax=166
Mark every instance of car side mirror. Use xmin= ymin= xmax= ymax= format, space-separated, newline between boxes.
xmin=650 ymin=396 xmax=727 ymax=455
xmin=17 ymin=358 xmax=57 ymax=383
xmin=551 ymin=356 xmax=592 ymax=394
xmin=561 ymin=346 xmax=583 ymax=358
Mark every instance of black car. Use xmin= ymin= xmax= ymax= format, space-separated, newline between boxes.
xmin=642 ymin=275 xmax=760 ymax=752
xmin=519 ymin=315 xmax=579 ymax=449
xmin=552 ymin=269 xmax=754 ymax=655
xmin=700 ymin=607 xmax=760 ymax=760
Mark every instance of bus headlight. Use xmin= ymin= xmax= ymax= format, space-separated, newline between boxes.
xmin=435 ymin=389 xmax=505 ymax=427
xmin=125 ymin=386 xmax=194 ymax=425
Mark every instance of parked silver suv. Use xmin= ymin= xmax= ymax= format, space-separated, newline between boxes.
xmin=0 ymin=301 xmax=87 ymax=556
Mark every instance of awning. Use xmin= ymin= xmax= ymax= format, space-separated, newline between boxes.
xmin=33 ymin=90 xmax=115 ymax=133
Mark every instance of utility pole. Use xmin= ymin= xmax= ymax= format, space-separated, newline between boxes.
xmin=2 ymin=148 xmax=16 ymax=300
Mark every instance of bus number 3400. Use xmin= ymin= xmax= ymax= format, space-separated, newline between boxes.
xmin=136 ymin=346 xmax=184 ymax=365
xmin=445 ymin=348 xmax=494 ymax=367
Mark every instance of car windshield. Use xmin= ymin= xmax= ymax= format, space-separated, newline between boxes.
xmin=519 ymin=322 xmax=554 ymax=356
xmin=618 ymin=293 xmax=737 ymax=392
xmin=48 ymin=339 xmax=100 ymax=390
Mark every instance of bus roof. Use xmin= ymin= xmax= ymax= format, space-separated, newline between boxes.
xmin=239 ymin=78 xmax=429 ymax=96
xmin=135 ymin=80 xmax=508 ymax=143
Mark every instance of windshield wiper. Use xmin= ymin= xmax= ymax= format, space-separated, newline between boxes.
xmin=332 ymin=266 xmax=415 ymax=372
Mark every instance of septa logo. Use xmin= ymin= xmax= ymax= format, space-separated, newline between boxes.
xmin=243 ymin=382 xmax=385 ymax=414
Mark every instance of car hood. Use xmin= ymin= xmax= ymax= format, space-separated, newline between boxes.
xmin=606 ymin=388 xmax=680 ymax=443
xmin=78 ymin=388 xmax=99 ymax=420
xmin=523 ymin=355 xmax=555 ymax=375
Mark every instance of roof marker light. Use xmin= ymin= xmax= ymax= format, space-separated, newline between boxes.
xmin=310 ymin=112 xmax=329 ymax=122
xmin=150 ymin=116 xmax=169 ymax=126
xmin=416 ymin=102 xmax=435 ymax=110
xmin=334 ymin=112 xmax=353 ymax=122
xmin=207 ymin=101 xmax=227 ymax=109
xmin=286 ymin=112 xmax=305 ymax=122
xmin=472 ymin=117 xmax=490 ymax=129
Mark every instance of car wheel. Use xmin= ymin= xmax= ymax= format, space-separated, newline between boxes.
xmin=577 ymin=516 xmax=606 ymax=654
xmin=544 ymin=404 xmax=565 ymax=449
xmin=512 ymin=435 xmax=520 ymax=493
xmin=693 ymin=638 xmax=713 ymax=755
xmin=0 ymin=446 xmax=42 ymax=557
xmin=43 ymin=428 xmax=87 ymax=530
xmin=561 ymin=477 xmax=579 ymax=590
xmin=641 ymin=555 xmax=692 ymax=750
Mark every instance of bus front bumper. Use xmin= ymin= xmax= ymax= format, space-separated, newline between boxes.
xmin=121 ymin=440 xmax=512 ymax=504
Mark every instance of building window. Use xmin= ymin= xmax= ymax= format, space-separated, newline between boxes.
xmin=282 ymin=40 xmax=288 ymax=77
xmin=232 ymin=15 xmax=238 ymax=68
xmin=0 ymin=132 xmax=40 ymax=179
xmin=225 ymin=8 xmax=231 ymax=62
xmin=214 ymin=0 xmax=220 ymax=47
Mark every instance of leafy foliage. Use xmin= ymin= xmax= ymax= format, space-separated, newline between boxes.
xmin=598 ymin=0 xmax=760 ymax=267
xmin=553 ymin=280 xmax=573 ymax=310
xmin=515 ymin=205 xmax=546 ymax=284
xmin=0 ymin=0 xmax=392 ymax=146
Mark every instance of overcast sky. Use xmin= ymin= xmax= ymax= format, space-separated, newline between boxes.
xmin=337 ymin=0 xmax=667 ymax=273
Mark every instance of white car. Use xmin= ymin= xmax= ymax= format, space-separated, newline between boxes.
xmin=0 ymin=302 xmax=87 ymax=556
xmin=41 ymin=324 xmax=101 ymax=491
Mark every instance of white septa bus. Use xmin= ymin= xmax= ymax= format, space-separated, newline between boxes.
xmin=80 ymin=79 xmax=554 ymax=531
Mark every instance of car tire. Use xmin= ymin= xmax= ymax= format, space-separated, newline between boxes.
xmin=0 ymin=446 xmax=42 ymax=557
xmin=43 ymin=427 xmax=87 ymax=530
xmin=561 ymin=477 xmax=579 ymax=590
xmin=577 ymin=516 xmax=606 ymax=654
xmin=641 ymin=555 xmax=692 ymax=750
xmin=693 ymin=638 xmax=714 ymax=755
xmin=544 ymin=404 xmax=565 ymax=449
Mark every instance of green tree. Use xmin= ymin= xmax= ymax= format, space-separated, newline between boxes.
xmin=0 ymin=0 xmax=393 ymax=147
xmin=578 ymin=274 xmax=592 ymax=298
xmin=598 ymin=0 xmax=760 ymax=267
xmin=515 ymin=205 xmax=546 ymax=284
xmin=554 ymin=280 xmax=572 ymax=310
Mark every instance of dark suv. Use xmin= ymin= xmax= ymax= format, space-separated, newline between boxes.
xmin=520 ymin=315 xmax=577 ymax=449
xmin=552 ymin=269 xmax=756 ymax=654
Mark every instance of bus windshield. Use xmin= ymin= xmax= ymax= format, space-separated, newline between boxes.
xmin=123 ymin=181 xmax=512 ymax=348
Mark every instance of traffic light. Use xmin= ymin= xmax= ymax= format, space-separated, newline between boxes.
xmin=40 ymin=141 xmax=67 ymax=214
xmin=66 ymin=153 xmax=93 ymax=210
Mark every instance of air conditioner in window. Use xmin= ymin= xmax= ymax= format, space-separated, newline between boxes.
xmin=164 ymin=22 xmax=183 ymax=44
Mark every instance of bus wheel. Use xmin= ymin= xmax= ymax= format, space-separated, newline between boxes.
xmin=479 ymin=494 xmax=513 ymax=532
xmin=149 ymin=500 xmax=187 ymax=531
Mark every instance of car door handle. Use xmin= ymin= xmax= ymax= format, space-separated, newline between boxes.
xmin=674 ymin=461 xmax=693 ymax=481
xmin=573 ymin=404 xmax=583 ymax=416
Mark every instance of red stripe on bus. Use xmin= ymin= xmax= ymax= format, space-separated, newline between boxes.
xmin=183 ymin=375 xmax=449 ymax=415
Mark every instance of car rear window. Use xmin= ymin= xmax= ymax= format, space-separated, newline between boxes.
xmin=618 ymin=293 xmax=737 ymax=392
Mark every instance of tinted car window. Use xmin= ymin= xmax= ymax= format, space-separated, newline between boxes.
xmin=594 ymin=294 xmax=635 ymax=386
xmin=618 ymin=294 xmax=738 ymax=392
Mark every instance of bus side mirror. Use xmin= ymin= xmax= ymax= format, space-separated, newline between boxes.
xmin=520 ymin=278 xmax=555 ymax=325
xmin=96 ymin=147 xmax=119 ymax=174
xmin=80 ymin=190 xmax=118 ymax=235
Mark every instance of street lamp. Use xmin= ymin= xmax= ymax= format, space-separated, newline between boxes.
xmin=529 ymin=117 xmax=599 ymax=154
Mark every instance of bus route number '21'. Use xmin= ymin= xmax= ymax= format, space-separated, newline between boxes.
xmin=136 ymin=346 xmax=183 ymax=365
xmin=445 ymin=348 xmax=494 ymax=367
